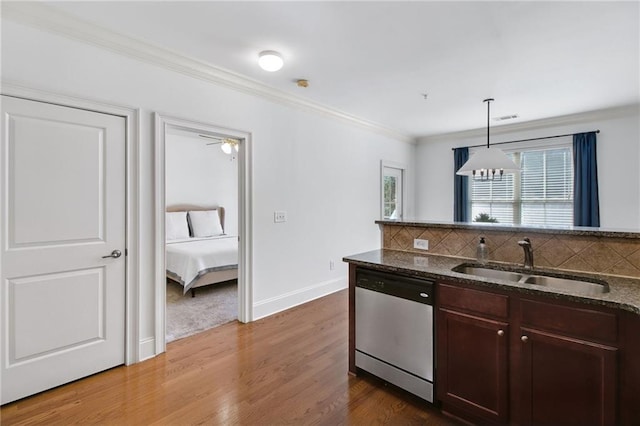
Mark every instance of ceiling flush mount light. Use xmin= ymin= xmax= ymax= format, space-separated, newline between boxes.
xmin=258 ymin=50 xmax=284 ymax=72
xmin=456 ymin=98 xmax=520 ymax=181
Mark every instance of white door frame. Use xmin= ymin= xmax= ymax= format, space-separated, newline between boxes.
xmin=154 ymin=113 xmax=253 ymax=354
xmin=0 ymin=81 xmax=141 ymax=365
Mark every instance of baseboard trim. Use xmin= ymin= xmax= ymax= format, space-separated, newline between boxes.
xmin=139 ymin=337 xmax=156 ymax=362
xmin=253 ymin=277 xmax=346 ymax=321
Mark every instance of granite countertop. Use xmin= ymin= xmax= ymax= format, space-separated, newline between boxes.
xmin=376 ymin=219 xmax=640 ymax=239
xmin=343 ymin=249 xmax=640 ymax=315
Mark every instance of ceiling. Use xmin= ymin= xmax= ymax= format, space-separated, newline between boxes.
xmin=42 ymin=1 xmax=640 ymax=138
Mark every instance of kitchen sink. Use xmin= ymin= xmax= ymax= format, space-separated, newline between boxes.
xmin=523 ymin=275 xmax=609 ymax=296
xmin=452 ymin=263 xmax=610 ymax=295
xmin=452 ymin=265 xmax=523 ymax=282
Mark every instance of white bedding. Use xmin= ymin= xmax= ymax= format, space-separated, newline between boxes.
xmin=166 ymin=235 xmax=238 ymax=294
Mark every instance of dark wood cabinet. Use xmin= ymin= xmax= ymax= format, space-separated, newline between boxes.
xmin=437 ymin=283 xmax=510 ymax=425
xmin=517 ymin=298 xmax=618 ymax=426
xmin=518 ymin=327 xmax=617 ymax=426
xmin=438 ymin=309 xmax=509 ymax=424
xmin=437 ymin=281 xmax=624 ymax=426
xmin=619 ymin=312 xmax=640 ymax=424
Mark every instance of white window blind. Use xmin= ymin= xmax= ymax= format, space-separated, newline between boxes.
xmin=471 ymin=145 xmax=573 ymax=227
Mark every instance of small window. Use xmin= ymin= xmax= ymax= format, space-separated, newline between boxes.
xmin=382 ymin=164 xmax=404 ymax=220
xmin=471 ymin=145 xmax=573 ymax=227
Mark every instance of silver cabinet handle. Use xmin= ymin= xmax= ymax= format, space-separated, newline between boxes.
xmin=521 ymin=335 xmax=529 ymax=343
xmin=497 ymin=330 xmax=505 ymax=336
xmin=419 ymin=292 xmax=429 ymax=298
xmin=102 ymin=249 xmax=122 ymax=259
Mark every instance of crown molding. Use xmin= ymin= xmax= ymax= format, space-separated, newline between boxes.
xmin=2 ymin=2 xmax=414 ymax=144
xmin=418 ymin=103 xmax=640 ymax=144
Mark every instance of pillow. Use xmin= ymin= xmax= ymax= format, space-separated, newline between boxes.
xmin=189 ymin=210 xmax=224 ymax=237
xmin=166 ymin=211 xmax=190 ymax=240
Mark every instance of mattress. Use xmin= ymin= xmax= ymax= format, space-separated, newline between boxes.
xmin=166 ymin=235 xmax=238 ymax=294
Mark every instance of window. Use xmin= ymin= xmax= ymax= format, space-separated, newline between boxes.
xmin=470 ymin=145 xmax=573 ymax=227
xmin=382 ymin=164 xmax=404 ymax=220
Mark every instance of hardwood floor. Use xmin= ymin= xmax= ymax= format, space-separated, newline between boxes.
xmin=1 ymin=290 xmax=460 ymax=425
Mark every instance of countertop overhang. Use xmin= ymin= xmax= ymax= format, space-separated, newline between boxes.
xmin=343 ymin=249 xmax=640 ymax=315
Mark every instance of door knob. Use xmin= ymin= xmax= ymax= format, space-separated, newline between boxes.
xmin=521 ymin=335 xmax=529 ymax=343
xmin=497 ymin=330 xmax=505 ymax=336
xmin=102 ymin=249 xmax=122 ymax=259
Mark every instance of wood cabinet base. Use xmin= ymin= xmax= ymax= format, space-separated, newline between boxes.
xmin=436 ymin=280 xmax=633 ymax=426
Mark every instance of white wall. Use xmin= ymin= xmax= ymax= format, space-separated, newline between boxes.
xmin=1 ymin=20 xmax=415 ymax=357
xmin=415 ymin=106 xmax=640 ymax=230
xmin=165 ymin=132 xmax=239 ymax=235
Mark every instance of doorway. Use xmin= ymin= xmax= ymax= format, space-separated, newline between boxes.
xmin=164 ymin=126 xmax=239 ymax=342
xmin=154 ymin=114 xmax=252 ymax=353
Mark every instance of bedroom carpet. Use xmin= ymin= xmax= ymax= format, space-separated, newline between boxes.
xmin=166 ymin=279 xmax=237 ymax=342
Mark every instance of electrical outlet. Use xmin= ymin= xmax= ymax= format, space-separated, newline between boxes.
xmin=329 ymin=260 xmax=335 ymax=271
xmin=414 ymin=239 xmax=429 ymax=250
xmin=274 ymin=211 xmax=287 ymax=223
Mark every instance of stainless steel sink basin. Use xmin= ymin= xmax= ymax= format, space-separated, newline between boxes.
xmin=452 ymin=265 xmax=523 ymax=282
xmin=452 ymin=263 xmax=609 ymax=295
xmin=523 ymin=275 xmax=609 ymax=296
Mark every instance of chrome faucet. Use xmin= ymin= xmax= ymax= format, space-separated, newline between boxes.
xmin=518 ymin=237 xmax=534 ymax=269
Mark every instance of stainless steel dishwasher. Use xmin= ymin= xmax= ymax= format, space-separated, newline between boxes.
xmin=355 ymin=268 xmax=434 ymax=402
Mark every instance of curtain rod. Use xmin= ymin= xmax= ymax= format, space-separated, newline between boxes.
xmin=451 ymin=130 xmax=600 ymax=151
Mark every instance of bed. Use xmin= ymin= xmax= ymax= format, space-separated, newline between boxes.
xmin=165 ymin=205 xmax=238 ymax=297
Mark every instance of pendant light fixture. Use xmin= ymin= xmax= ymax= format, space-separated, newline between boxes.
xmin=456 ymin=98 xmax=520 ymax=180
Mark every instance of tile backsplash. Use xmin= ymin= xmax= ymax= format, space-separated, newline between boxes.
xmin=382 ymin=224 xmax=640 ymax=279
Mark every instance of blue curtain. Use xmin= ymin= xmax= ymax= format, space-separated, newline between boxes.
xmin=573 ymin=132 xmax=600 ymax=227
xmin=453 ymin=147 xmax=469 ymax=222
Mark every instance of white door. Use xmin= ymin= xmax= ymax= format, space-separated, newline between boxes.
xmin=0 ymin=96 xmax=126 ymax=404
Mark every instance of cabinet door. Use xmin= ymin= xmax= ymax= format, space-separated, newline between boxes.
xmin=519 ymin=328 xmax=617 ymax=426
xmin=437 ymin=308 xmax=509 ymax=424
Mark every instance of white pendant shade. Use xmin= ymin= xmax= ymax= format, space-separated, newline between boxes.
xmin=456 ymin=147 xmax=520 ymax=176
xmin=456 ymin=98 xmax=521 ymax=180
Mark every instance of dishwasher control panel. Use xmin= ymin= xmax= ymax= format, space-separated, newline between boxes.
xmin=355 ymin=269 xmax=433 ymax=305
